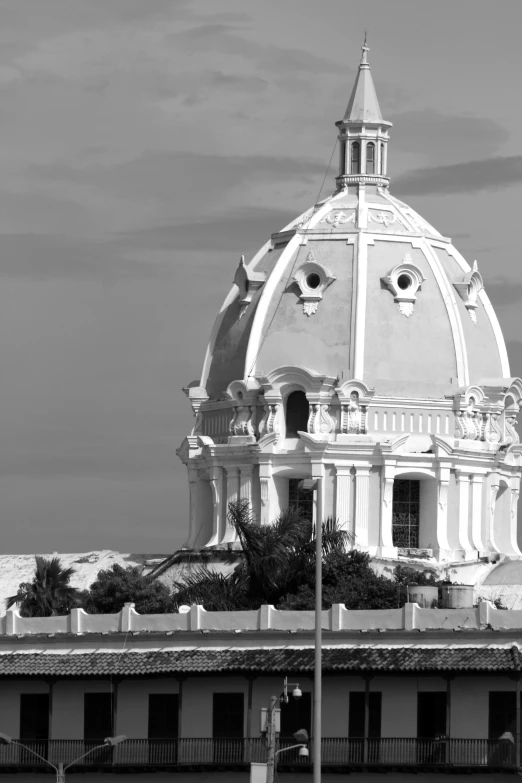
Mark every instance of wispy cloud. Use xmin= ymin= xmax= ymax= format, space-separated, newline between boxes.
xmin=392 ymin=109 xmax=509 ymax=164
xmin=394 ymin=156 xmax=522 ymax=196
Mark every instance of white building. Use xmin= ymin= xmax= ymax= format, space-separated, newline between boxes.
xmin=177 ymin=42 xmax=522 ymax=576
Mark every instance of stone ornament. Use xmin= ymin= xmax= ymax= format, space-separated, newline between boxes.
xmin=453 ymin=261 xmax=484 ymax=324
xmin=368 ymin=210 xmax=409 ymax=229
xmin=381 ymin=254 xmax=426 ymax=317
xmin=292 ymin=250 xmax=336 ymax=316
xmin=335 ymin=379 xmax=375 ymax=435
xmin=233 ymin=255 xmax=265 ymax=319
xmin=320 ymin=210 xmax=356 ymax=228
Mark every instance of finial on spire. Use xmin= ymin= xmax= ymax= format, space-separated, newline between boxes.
xmin=361 ymin=32 xmax=369 ymax=66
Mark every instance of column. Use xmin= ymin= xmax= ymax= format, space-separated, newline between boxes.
xmin=259 ymin=465 xmax=272 ymax=526
xmin=455 ymin=471 xmax=473 ymax=552
xmin=509 ymin=479 xmax=522 ymax=556
xmin=436 ymin=463 xmax=452 ymax=554
xmin=221 ymin=466 xmax=240 ymax=543
xmin=206 ymin=466 xmax=224 ymax=546
xmin=380 ymin=464 xmax=396 ymax=556
xmin=355 ymin=467 xmax=371 ymax=548
xmin=184 ymin=466 xmax=199 ymax=548
xmin=335 ymin=467 xmax=352 ymax=536
xmin=240 ymin=465 xmax=254 ymax=512
xmin=487 ymin=476 xmax=501 ymax=553
xmin=470 ymin=475 xmax=486 ymax=552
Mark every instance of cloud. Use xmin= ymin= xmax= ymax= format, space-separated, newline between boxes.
xmin=484 ymin=279 xmax=522 ymax=309
xmin=29 ymin=152 xmax=327 ymax=215
xmin=114 ymin=207 xmax=297 ymax=253
xmin=0 ymin=234 xmax=174 ymax=281
xmin=392 ymin=110 xmax=509 ymax=164
xmin=394 ymin=156 xmax=522 ymax=196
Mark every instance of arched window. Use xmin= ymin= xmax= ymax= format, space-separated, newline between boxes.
xmin=351 ymin=142 xmax=360 ymax=174
xmin=285 ymin=391 xmax=309 ymax=437
xmin=339 ymin=141 xmax=347 ymax=175
xmin=366 ymin=142 xmax=375 ymax=175
xmin=380 ymin=143 xmax=385 ymax=175
xmin=392 ymin=479 xmax=420 ymax=548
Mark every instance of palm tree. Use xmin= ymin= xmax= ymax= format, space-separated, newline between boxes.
xmin=6 ymin=556 xmax=82 ymax=617
xmin=172 ymin=500 xmax=354 ymax=610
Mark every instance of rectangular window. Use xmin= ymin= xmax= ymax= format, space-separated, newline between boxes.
xmin=20 ymin=694 xmax=49 ymax=740
xmin=392 ymin=479 xmax=420 ymax=548
xmin=288 ymin=479 xmax=314 ymax=523
xmin=212 ymin=693 xmax=244 ymax=738
xmin=366 ymin=143 xmax=375 ymax=175
xmin=417 ymin=692 xmax=446 ymax=738
xmin=348 ymin=692 xmax=382 ymax=738
xmin=149 ymin=694 xmax=179 ymax=739
xmin=84 ymin=692 xmax=113 ymax=740
xmin=280 ymin=691 xmax=312 ymax=739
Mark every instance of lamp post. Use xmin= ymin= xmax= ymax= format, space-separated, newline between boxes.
xmin=314 ymin=493 xmax=322 ymax=783
xmin=0 ymin=733 xmax=126 ymax=782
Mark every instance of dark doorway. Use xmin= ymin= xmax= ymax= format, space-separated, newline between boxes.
xmin=488 ymin=692 xmax=517 ymax=766
xmin=84 ymin=693 xmax=113 ymax=763
xmin=285 ymin=391 xmax=309 ymax=437
xmin=148 ymin=694 xmax=179 ymax=764
xmin=213 ymin=693 xmax=244 ymax=763
xmin=19 ymin=694 xmax=49 ymax=763
xmin=288 ymin=478 xmax=314 ymax=523
xmin=349 ymin=692 xmax=382 ymax=762
xmin=392 ymin=479 xmax=420 ymax=548
xmin=417 ymin=692 xmax=447 ymax=764
xmin=280 ymin=691 xmax=311 ymax=739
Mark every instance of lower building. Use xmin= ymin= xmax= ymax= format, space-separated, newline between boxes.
xmin=0 ymin=602 xmax=522 ymax=780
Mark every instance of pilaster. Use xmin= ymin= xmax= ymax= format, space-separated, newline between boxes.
xmin=206 ymin=466 xmax=224 ymax=546
xmin=335 ymin=467 xmax=352 ymax=537
xmin=221 ymin=466 xmax=240 ymax=544
xmin=240 ymin=465 xmax=254 ymax=512
xmin=487 ymin=474 xmax=501 ymax=553
xmin=379 ymin=463 xmax=396 ymax=557
xmin=355 ymin=466 xmax=371 ymax=548
xmin=184 ymin=466 xmax=199 ymax=548
xmin=455 ymin=470 xmax=473 ymax=552
xmin=470 ymin=474 xmax=486 ymax=551
xmin=436 ymin=463 xmax=452 ymax=554
xmin=509 ymin=477 xmax=522 ymax=555
xmin=259 ymin=465 xmax=272 ymax=526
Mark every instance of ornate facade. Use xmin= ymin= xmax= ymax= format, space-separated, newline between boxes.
xmin=177 ymin=43 xmax=522 ymax=569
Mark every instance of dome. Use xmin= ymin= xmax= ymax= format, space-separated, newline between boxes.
xmin=202 ymin=189 xmax=508 ymax=401
xmin=178 ymin=41 xmax=522 ymax=570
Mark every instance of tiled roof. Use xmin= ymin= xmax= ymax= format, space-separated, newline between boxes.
xmin=0 ymin=645 xmax=519 ymax=677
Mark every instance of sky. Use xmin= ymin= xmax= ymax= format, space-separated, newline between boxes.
xmin=0 ymin=0 xmax=521 ymax=554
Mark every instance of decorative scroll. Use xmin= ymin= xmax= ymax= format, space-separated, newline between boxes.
xmin=320 ymin=210 xmax=356 ymax=228
xmin=482 ymin=412 xmax=502 ymax=444
xmin=368 ymin=210 xmax=409 ymax=229
xmin=307 ymin=403 xmax=335 ymax=435
xmin=455 ymin=397 xmax=482 ymax=440
xmin=258 ymin=402 xmax=282 ymax=439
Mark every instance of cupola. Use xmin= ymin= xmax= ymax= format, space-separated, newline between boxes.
xmin=335 ymin=37 xmax=392 ymax=189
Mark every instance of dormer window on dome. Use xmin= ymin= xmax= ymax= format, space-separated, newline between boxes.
xmin=381 ymin=254 xmax=426 ymax=318
xmin=453 ymin=261 xmax=484 ymax=324
xmin=292 ymin=250 xmax=335 ymax=316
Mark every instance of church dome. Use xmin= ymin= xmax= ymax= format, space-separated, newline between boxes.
xmin=179 ymin=41 xmax=522 ymax=568
xmin=202 ymin=45 xmax=508 ymax=402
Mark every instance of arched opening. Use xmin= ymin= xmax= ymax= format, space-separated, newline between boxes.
xmin=380 ymin=143 xmax=385 ymax=175
xmin=351 ymin=142 xmax=360 ymax=174
xmin=285 ymin=391 xmax=309 ymax=437
xmin=392 ymin=479 xmax=420 ymax=548
xmin=366 ymin=142 xmax=375 ymax=175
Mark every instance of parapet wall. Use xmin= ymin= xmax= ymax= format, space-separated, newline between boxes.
xmin=1 ymin=601 xmax=521 ymax=636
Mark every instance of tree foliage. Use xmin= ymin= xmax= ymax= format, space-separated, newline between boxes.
xmin=6 ymin=556 xmax=82 ymax=617
xmin=80 ymin=564 xmax=172 ymax=614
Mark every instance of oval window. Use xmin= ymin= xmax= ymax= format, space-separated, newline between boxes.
xmin=306 ymin=272 xmax=321 ymax=290
xmin=397 ymin=274 xmax=412 ymax=291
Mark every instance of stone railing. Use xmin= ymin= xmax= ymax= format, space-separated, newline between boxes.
xmin=0 ymin=600 xmax=520 ymax=636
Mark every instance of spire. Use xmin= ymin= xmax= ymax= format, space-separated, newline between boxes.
xmin=343 ymin=37 xmax=384 ymax=124
xmin=335 ymin=38 xmax=392 ymax=190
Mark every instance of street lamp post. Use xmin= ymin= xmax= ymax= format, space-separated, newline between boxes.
xmin=0 ymin=733 xmax=127 ymax=782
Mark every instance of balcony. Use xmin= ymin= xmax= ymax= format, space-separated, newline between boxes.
xmin=0 ymin=737 xmax=518 ymax=772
